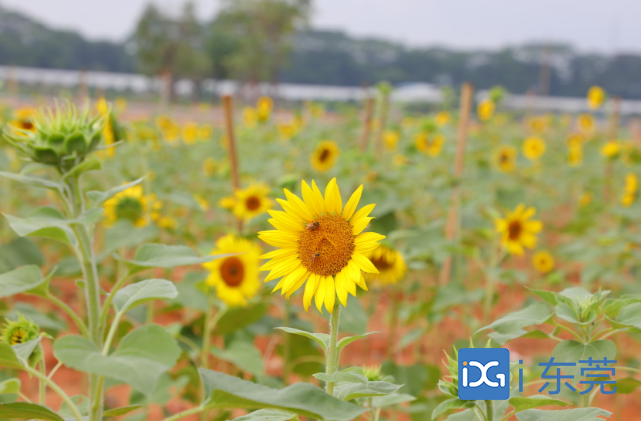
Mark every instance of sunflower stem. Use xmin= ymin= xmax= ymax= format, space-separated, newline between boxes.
xmin=485 ymin=400 xmax=494 ymax=421
xmin=325 ymin=302 xmax=341 ymax=395
xmin=39 ymin=345 xmax=46 ymax=406
xmin=282 ymin=298 xmax=292 ymax=383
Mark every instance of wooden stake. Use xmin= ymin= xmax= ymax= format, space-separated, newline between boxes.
xmin=439 ymin=82 xmax=473 ymax=286
xmin=222 ymin=94 xmax=243 ymax=232
xmin=359 ymin=97 xmax=375 ymax=152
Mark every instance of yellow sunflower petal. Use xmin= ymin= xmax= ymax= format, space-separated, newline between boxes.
xmin=342 ymin=185 xmax=363 ymax=220
xmin=335 ymin=271 xmax=348 ymax=307
xmin=315 ymin=277 xmax=326 ymax=312
xmin=303 ymin=274 xmax=320 ymax=311
xmin=302 ymin=180 xmax=325 ymax=217
xmin=311 ymin=180 xmax=328 ymax=215
xmin=324 ymin=178 xmax=342 ymax=215
xmin=353 ymin=217 xmax=374 ymax=235
xmin=352 ymin=253 xmax=379 ymax=273
xmin=356 ymin=274 xmax=368 ymax=291
xmin=324 ymin=276 xmax=336 ymax=313
xmin=284 ymin=189 xmax=315 ymax=221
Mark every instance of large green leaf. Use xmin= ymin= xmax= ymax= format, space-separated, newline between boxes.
xmin=488 ymin=329 xmax=550 ymax=345
xmin=555 ymin=303 xmax=596 ymax=326
xmin=0 ymin=171 xmax=63 ymax=191
xmin=0 ymin=378 xmax=20 ymax=395
xmin=337 ymin=332 xmax=378 ymax=354
xmin=54 ymin=325 xmax=180 ymax=396
xmin=551 ymin=340 xmax=616 ymax=381
xmin=87 ymin=177 xmax=146 ymax=206
xmin=515 ymin=408 xmax=611 ymax=421
xmin=478 ymin=302 xmax=553 ymax=334
xmin=229 ymin=409 xmax=299 ymax=421
xmin=313 ymin=371 xmax=367 ymax=385
xmin=113 ymin=279 xmax=178 ymax=313
xmin=198 ymin=369 xmax=366 ymax=421
xmin=212 ymin=340 xmax=265 ymax=376
xmin=334 ymin=380 xmax=403 ymax=401
xmin=0 ymin=237 xmax=44 ymax=274
xmin=113 ymin=244 xmax=229 ymax=275
xmin=4 ymin=208 xmax=77 ymax=247
xmin=13 ymin=337 xmax=42 ymax=364
xmin=371 ymin=393 xmax=415 ymax=408
xmin=0 ymin=402 xmax=63 ymax=421
xmin=0 ymin=265 xmax=47 ymax=298
xmin=508 ymin=395 xmax=570 ymax=413
xmin=98 ymin=221 xmax=159 ymax=261
xmin=59 ymin=395 xmax=88 ymax=418
xmin=102 ymin=405 xmax=143 ymax=417
xmin=614 ymin=377 xmax=641 ymax=394
xmin=275 ymin=328 xmax=329 ymax=352
xmin=615 ymin=303 xmax=641 ymax=329
xmin=215 ymin=302 xmax=269 ymax=335
xmin=431 ymin=398 xmax=473 ymax=420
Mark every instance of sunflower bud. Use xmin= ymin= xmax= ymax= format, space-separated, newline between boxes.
xmin=362 ymin=365 xmax=383 ymax=382
xmin=489 ymin=85 xmax=506 ymax=104
xmin=3 ymin=100 xmax=107 ymax=172
xmin=1 ymin=314 xmax=43 ymax=366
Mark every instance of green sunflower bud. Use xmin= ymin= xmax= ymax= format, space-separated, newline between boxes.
xmin=1 ymin=314 xmax=43 ymax=366
xmin=362 ymin=365 xmax=383 ymax=382
xmin=2 ymin=100 xmax=108 ymax=172
xmin=489 ymin=85 xmax=506 ymax=104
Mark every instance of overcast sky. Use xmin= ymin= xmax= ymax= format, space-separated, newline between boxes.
xmin=1 ymin=0 xmax=639 ymax=53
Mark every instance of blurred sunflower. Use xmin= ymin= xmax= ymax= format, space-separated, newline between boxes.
xmin=221 ymin=183 xmax=273 ymax=221
xmin=600 ymin=140 xmax=621 ymax=159
xmin=621 ymin=172 xmax=638 ymax=207
xmin=203 ymin=157 xmax=217 ymax=176
xmin=579 ymin=192 xmax=593 ymax=207
xmin=155 ymin=115 xmax=174 ymax=131
xmin=193 ymin=194 xmax=210 ymax=211
xmin=566 ymin=133 xmax=584 ymax=148
xmin=383 ymin=130 xmax=400 ymax=151
xmin=567 ymin=144 xmax=583 ymax=167
xmin=392 ymin=154 xmax=407 ymax=167
xmin=577 ymin=114 xmax=595 ymax=134
xmin=278 ymin=123 xmax=298 ymax=141
xmin=527 ymin=116 xmax=547 ymax=134
xmin=311 ymin=140 xmax=340 ymax=172
xmin=477 ymin=99 xmax=495 ymax=121
xmin=493 ymin=146 xmax=517 ymax=172
xmin=522 ymin=137 xmax=546 ymax=161
xmin=364 ymin=245 xmax=407 ymax=286
xmin=243 ymin=107 xmax=257 ymax=128
xmin=96 ymin=98 xmax=115 ymax=157
xmin=257 ymin=96 xmax=273 ymax=122
xmin=8 ymin=107 xmax=37 ymax=136
xmin=414 ymin=133 xmax=444 ymax=157
xmin=258 ymin=178 xmax=384 ymax=313
xmin=435 ymin=111 xmax=451 ymax=126
xmin=495 ymin=204 xmax=542 ymax=255
xmin=532 ymin=250 xmax=554 ymax=274
xmin=103 ymin=184 xmax=161 ymax=228
xmin=587 ymin=86 xmax=606 ymax=110
xmin=182 ymin=122 xmax=198 ymax=145
xmin=198 ymin=124 xmax=212 ymax=141
xmin=203 ymin=235 xmax=261 ymax=307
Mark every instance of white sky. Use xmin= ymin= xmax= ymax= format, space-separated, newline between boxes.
xmin=0 ymin=0 xmax=639 ymax=53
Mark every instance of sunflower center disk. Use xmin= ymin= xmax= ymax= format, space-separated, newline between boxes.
xmin=220 ymin=257 xmax=245 ymax=287
xmin=11 ymin=328 xmax=26 ymax=345
xmin=370 ymin=255 xmax=393 ymax=271
xmin=298 ymin=214 xmax=355 ymax=277
xmin=245 ymin=196 xmax=261 ymax=211
xmin=115 ymin=197 xmax=144 ymax=222
xmin=507 ymin=220 xmax=522 ymax=240
xmin=319 ymin=148 xmax=330 ymax=162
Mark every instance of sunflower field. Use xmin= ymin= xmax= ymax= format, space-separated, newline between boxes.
xmin=0 ymin=82 xmax=639 ymax=421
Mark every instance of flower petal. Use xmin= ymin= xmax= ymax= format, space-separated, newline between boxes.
xmin=342 ymin=185 xmax=363 ymax=220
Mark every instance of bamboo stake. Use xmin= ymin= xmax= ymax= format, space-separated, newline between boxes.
xmin=222 ymin=94 xmax=243 ymax=232
xmin=438 ymin=82 xmax=473 ymax=286
xmin=604 ymin=97 xmax=621 ymax=202
xmin=359 ymin=97 xmax=375 ymax=152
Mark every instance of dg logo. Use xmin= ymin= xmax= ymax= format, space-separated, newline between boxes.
xmin=458 ymin=348 xmax=511 ymax=400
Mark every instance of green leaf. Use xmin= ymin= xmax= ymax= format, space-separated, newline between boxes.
xmin=98 ymin=221 xmax=158 ymax=261
xmin=552 ymin=340 xmax=616 ymax=381
xmin=212 ymin=340 xmax=264 ymax=376
xmin=515 ymin=408 xmax=611 ymax=421
xmin=229 ymin=409 xmax=299 ymax=421
xmin=274 ymin=328 xmax=329 ymax=352
xmin=0 ymin=265 xmax=47 ymax=298
xmin=0 ymin=171 xmax=63 ymax=191
xmin=198 ymin=369 xmax=366 ymax=421
xmin=371 ymin=393 xmax=415 ymax=408
xmin=508 ymin=395 xmax=570 ymax=413
xmin=488 ymin=329 xmax=550 ymax=345
xmin=431 ymin=398 xmax=472 ymax=420
xmin=102 ymin=405 xmax=143 ymax=417
xmin=59 ymin=395 xmax=88 ymax=418
xmin=53 ymin=325 xmax=180 ymax=396
xmin=478 ymin=302 xmax=553 ymax=334
xmin=0 ymin=379 xmax=20 ymax=395
xmin=170 ymin=274 xmax=209 ymax=311
xmin=13 ymin=338 xmax=41 ymax=364
xmin=73 ymin=209 xmax=104 ymax=226
xmin=87 ymin=177 xmax=146 ymax=206
xmin=337 ymin=332 xmax=378 ymax=354
xmin=614 ymin=377 xmax=641 ymax=394
xmin=113 ymin=279 xmax=178 ymax=313
xmin=4 ymin=208 xmax=77 ymax=247
xmin=528 ymin=288 xmax=560 ymax=305
xmin=555 ymin=303 xmax=595 ymax=326
xmin=114 ymin=244 xmax=230 ymax=275
xmin=0 ymin=402 xmax=64 ymax=420
xmin=0 ymin=237 xmax=44 ymax=274
xmin=615 ymin=303 xmax=641 ymax=329
xmin=61 ymin=157 xmax=101 ymax=180
xmin=215 ymin=302 xmax=269 ymax=335
xmin=334 ymin=380 xmax=403 ymax=401
xmin=313 ymin=371 xmax=368 ymax=385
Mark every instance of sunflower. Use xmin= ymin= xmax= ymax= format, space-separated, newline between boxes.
xmin=257 ymin=96 xmax=273 ymax=122
xmin=566 ymin=133 xmax=584 ymax=148
xmin=532 ymin=250 xmax=554 ymax=274
xmin=495 ymin=204 xmax=542 ymax=255
xmin=528 ymin=116 xmax=547 ymax=134
xmin=95 ymin=98 xmax=116 ymax=157
xmin=600 ymin=140 xmax=621 ymax=159
xmin=435 ymin=111 xmax=451 ymax=126
xmin=522 ymin=137 xmax=546 ymax=161
xmin=203 ymin=157 xmax=217 ymax=176
xmin=414 ymin=133 xmax=444 ymax=157
xmin=182 ymin=122 xmax=198 ymax=145
xmin=579 ymin=192 xmax=593 ymax=207
xmin=258 ymin=178 xmax=384 ymax=313
xmin=364 ymin=245 xmax=407 ymax=286
xmin=577 ymin=114 xmax=595 ymax=134
xmin=493 ymin=146 xmax=517 ymax=172
xmin=621 ymin=172 xmax=638 ymax=207
xmin=383 ymin=130 xmax=400 ymax=151
xmin=311 ymin=140 xmax=340 ymax=172
xmin=8 ymin=107 xmax=37 ymax=136
xmin=567 ymin=144 xmax=583 ymax=167
xmin=220 ymin=183 xmax=273 ymax=221
xmin=477 ymin=99 xmax=495 ymax=121
xmin=203 ymin=235 xmax=261 ymax=307
xmin=198 ymin=124 xmax=212 ymax=141
xmin=587 ymin=86 xmax=605 ymax=110
xmin=103 ymin=184 xmax=161 ymax=227
xmin=243 ymin=107 xmax=258 ymax=128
